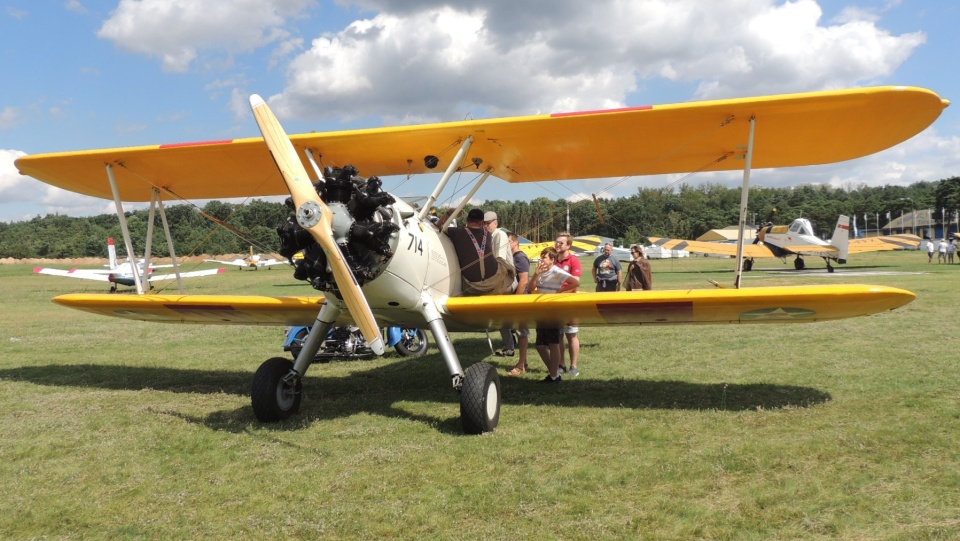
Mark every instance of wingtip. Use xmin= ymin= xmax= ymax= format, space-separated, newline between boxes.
xmin=249 ymin=94 xmax=265 ymax=108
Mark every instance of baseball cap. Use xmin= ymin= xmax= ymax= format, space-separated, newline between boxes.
xmin=483 ymin=211 xmax=497 ymax=222
xmin=467 ymin=208 xmax=485 ymax=222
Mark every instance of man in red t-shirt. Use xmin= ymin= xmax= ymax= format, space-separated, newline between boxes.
xmin=554 ymin=232 xmax=583 ymax=377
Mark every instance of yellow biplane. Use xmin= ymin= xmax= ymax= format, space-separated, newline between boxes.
xmin=14 ymin=86 xmax=948 ymax=434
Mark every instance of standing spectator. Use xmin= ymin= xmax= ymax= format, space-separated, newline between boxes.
xmin=500 ymin=233 xmax=532 ymax=376
xmin=926 ymin=239 xmax=935 ymax=264
xmin=938 ymin=238 xmax=948 ymax=263
xmin=624 ymin=245 xmax=653 ymax=291
xmin=949 ymin=238 xmax=957 ymax=264
xmin=484 ymin=211 xmax=512 ymax=269
xmin=528 ymin=246 xmax=579 ymax=382
xmin=554 ymin=232 xmax=583 ymax=377
xmin=592 ymin=243 xmax=623 ymax=292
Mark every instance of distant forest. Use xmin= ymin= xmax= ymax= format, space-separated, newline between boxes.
xmin=3 ymin=177 xmax=959 ymax=259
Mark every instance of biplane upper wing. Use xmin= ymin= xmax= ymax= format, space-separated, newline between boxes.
xmin=847 ymin=233 xmax=922 ymax=254
xmin=15 ymin=87 xmax=947 ymax=202
xmin=647 ymin=237 xmax=778 ymax=258
xmin=51 ymin=284 xmax=915 ymax=331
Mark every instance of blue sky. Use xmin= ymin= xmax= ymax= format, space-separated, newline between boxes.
xmin=1 ymin=0 xmax=958 ymax=223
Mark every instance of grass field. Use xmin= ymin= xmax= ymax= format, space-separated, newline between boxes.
xmin=1 ymin=252 xmax=958 ymax=540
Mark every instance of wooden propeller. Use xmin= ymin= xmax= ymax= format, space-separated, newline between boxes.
xmin=249 ymin=94 xmax=384 ymax=355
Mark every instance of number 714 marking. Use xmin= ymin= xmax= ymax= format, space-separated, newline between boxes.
xmin=407 ymin=232 xmax=424 ymax=255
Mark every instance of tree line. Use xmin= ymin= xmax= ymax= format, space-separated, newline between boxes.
xmin=2 ymin=177 xmax=959 ymax=259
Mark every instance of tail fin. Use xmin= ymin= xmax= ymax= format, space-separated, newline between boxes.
xmin=107 ymin=237 xmax=118 ymax=269
xmin=831 ymin=216 xmax=850 ymax=263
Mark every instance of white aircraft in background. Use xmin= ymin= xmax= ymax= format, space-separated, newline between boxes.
xmin=205 ymin=246 xmax=289 ymax=270
xmin=34 ymin=237 xmax=226 ymax=292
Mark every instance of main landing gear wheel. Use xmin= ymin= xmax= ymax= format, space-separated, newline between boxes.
xmin=742 ymin=258 xmax=754 ymax=272
xmin=460 ymin=362 xmax=501 ymax=435
xmin=794 ymin=257 xmax=806 ymax=270
xmin=251 ymin=357 xmax=302 ymax=422
xmin=395 ymin=328 xmax=429 ymax=357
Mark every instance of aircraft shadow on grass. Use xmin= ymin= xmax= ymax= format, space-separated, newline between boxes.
xmin=0 ymin=344 xmax=831 ymax=435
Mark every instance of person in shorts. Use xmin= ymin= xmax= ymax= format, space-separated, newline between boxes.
xmin=528 ymin=246 xmax=579 ymax=382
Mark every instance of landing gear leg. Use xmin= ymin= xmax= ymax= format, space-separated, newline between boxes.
xmin=825 ymin=259 xmax=835 ymax=273
xmin=420 ymin=291 xmax=501 ymax=434
xmin=251 ymin=300 xmax=340 ymax=422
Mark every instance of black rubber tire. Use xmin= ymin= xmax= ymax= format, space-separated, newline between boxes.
xmin=394 ymin=328 xmax=429 ymax=357
xmin=460 ymin=362 xmax=501 ymax=435
xmin=251 ymin=357 xmax=302 ymax=422
xmin=742 ymin=258 xmax=753 ymax=272
xmin=794 ymin=258 xmax=805 ymax=270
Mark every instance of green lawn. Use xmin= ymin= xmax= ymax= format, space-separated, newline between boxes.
xmin=1 ymin=251 xmax=958 ymax=540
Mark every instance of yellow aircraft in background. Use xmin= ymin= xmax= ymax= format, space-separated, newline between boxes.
xmin=14 ymin=86 xmax=947 ymax=434
xmin=516 ymin=234 xmax=612 ymax=261
xmin=650 ymin=215 xmax=921 ymax=272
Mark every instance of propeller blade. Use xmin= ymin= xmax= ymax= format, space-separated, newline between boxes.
xmin=249 ymin=94 xmax=385 ymax=355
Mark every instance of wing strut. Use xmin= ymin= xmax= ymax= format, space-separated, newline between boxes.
xmin=733 ymin=116 xmax=756 ymax=289
xmin=153 ymin=189 xmax=186 ymax=293
xmin=418 ymin=136 xmax=474 ymax=221
xmin=106 ymin=164 xmax=146 ymax=294
xmin=440 ymin=168 xmax=493 ymax=229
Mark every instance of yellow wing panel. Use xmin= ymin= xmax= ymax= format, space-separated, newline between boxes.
xmin=848 ymin=234 xmax=921 ymax=254
xmin=16 ymin=87 xmax=947 ymax=201
xmin=52 ymin=284 xmax=914 ymax=330
xmin=441 ymin=285 xmax=915 ymax=329
xmin=517 ymin=235 xmax=605 ymax=261
xmin=647 ymin=237 xmax=776 ymax=258
xmin=53 ymin=294 xmax=331 ymax=326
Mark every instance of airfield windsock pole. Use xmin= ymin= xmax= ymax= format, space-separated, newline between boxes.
xmin=733 ymin=116 xmax=756 ymax=290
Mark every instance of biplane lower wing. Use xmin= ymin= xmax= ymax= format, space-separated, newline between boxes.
xmin=52 ymin=284 xmax=914 ymax=330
